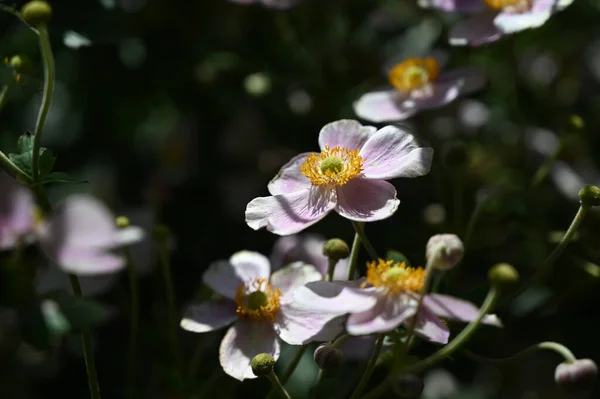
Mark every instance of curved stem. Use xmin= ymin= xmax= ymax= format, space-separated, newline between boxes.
xmin=280 ymin=344 xmax=307 ymax=384
xmin=123 ymin=247 xmax=139 ymax=398
xmin=463 ymin=196 xmax=489 ymax=251
xmin=0 ymin=151 xmax=30 ymax=182
xmin=326 ymin=258 xmax=338 ymax=282
xmin=466 ymin=341 xmax=576 ymax=365
xmin=351 ymin=222 xmax=378 ymax=260
xmin=347 ymin=232 xmax=361 ymax=280
xmin=267 ymin=371 xmax=293 ymax=399
xmin=331 ymin=334 xmax=352 ymax=348
xmin=69 ymin=274 xmax=102 ymax=399
xmin=348 ymin=335 xmax=384 ymax=399
xmin=0 ymin=81 xmax=15 ymax=113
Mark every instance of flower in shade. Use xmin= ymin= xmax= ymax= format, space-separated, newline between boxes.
xmin=418 ymin=0 xmax=574 ymax=47
xmin=354 ymin=58 xmax=485 ymax=122
xmin=180 ymin=251 xmax=344 ymax=380
xmin=293 ymin=259 xmax=501 ymax=343
xmin=0 ymin=172 xmax=36 ymax=250
xmin=245 ymin=120 xmax=433 ymax=235
xmin=227 ymin=0 xmax=301 ymax=10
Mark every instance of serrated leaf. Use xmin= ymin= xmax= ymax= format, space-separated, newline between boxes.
xmin=39 ymin=172 xmax=87 ymax=185
xmin=17 ymin=132 xmax=34 ymax=154
xmin=38 ymin=148 xmax=56 ymax=176
xmin=8 ymin=152 xmax=32 ymax=173
xmin=42 ymin=290 xmax=111 ymax=330
xmin=386 ymin=249 xmax=412 ymax=267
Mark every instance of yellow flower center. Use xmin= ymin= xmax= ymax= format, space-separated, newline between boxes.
xmin=363 ymin=259 xmax=425 ymax=295
xmin=299 ymin=146 xmax=364 ymax=189
xmin=235 ymin=278 xmax=281 ymax=323
xmin=388 ymin=58 xmax=439 ymax=92
xmin=482 ymin=0 xmax=530 ymax=11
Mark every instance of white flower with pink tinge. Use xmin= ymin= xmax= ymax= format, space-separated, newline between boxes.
xmin=245 ymin=120 xmax=434 ymax=235
xmin=180 ymin=251 xmax=344 ymax=381
xmin=293 ymin=259 xmax=502 ymax=343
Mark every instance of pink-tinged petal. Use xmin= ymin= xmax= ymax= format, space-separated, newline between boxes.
xmin=494 ymin=8 xmax=552 ymax=34
xmin=115 ymin=226 xmax=145 ymax=246
xmin=203 ymin=251 xmax=271 ymax=299
xmin=260 ymin=0 xmax=301 ymax=9
xmin=418 ymin=0 xmax=485 ymax=12
xmin=54 ymin=248 xmax=125 ymax=275
xmin=411 ymin=308 xmax=450 ymax=344
xmin=180 ymin=300 xmax=238 ymax=333
xmin=399 ymin=80 xmax=465 ymax=115
xmin=318 ymin=119 xmax=375 ymax=151
xmin=353 ymin=90 xmax=416 ymax=123
xmin=219 ymin=321 xmax=280 ymax=381
xmin=449 ymin=11 xmax=503 ymax=47
xmin=347 ymin=295 xmax=417 ymax=335
xmin=0 ymin=172 xmax=35 ymax=250
xmin=271 ymin=262 xmax=322 ymax=296
xmin=275 ymin=303 xmax=344 ymax=344
xmin=245 ymin=187 xmax=336 ymax=236
xmin=423 ymin=294 xmax=502 ymax=327
xmin=335 ymin=178 xmax=399 ymax=222
xmin=556 ymin=0 xmax=573 ymax=10
xmin=292 ymin=280 xmax=378 ymax=313
xmin=360 ymin=126 xmax=433 ymax=180
xmin=268 ymin=152 xmax=313 ymax=196
xmin=437 ymin=67 xmax=486 ymax=96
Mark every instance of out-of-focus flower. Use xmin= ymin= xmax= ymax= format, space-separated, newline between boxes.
xmin=354 ymin=58 xmax=485 ymax=122
xmin=293 ymin=259 xmax=501 ymax=342
xmin=245 ymin=120 xmax=433 ymax=235
xmin=555 ymin=359 xmax=598 ymax=392
xmin=227 ymin=0 xmax=301 ymax=10
xmin=180 ymin=251 xmax=344 ymax=381
xmin=0 ymin=172 xmax=36 ymax=251
xmin=419 ymin=0 xmax=574 ymax=46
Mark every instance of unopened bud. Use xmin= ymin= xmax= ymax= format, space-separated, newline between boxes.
xmin=393 ymin=373 xmax=424 ymax=398
xmin=314 ymin=343 xmax=344 ymax=370
xmin=578 ymin=185 xmax=600 ymax=207
xmin=488 ymin=263 xmax=519 ymax=290
xmin=251 ymin=353 xmax=275 ymax=377
xmin=555 ymin=359 xmax=597 ymax=393
xmin=8 ymin=55 xmax=32 ymax=75
xmin=21 ymin=1 xmax=52 ymax=27
xmin=323 ymin=238 xmax=350 ymax=260
xmin=152 ymin=224 xmax=171 ymax=242
xmin=116 ymin=216 xmax=130 ymax=228
xmin=426 ymin=234 xmax=464 ymax=271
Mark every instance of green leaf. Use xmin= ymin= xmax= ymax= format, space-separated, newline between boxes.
xmin=8 ymin=153 xmax=32 ymax=174
xmin=40 ymin=299 xmax=71 ymax=336
xmin=38 ymin=148 xmax=56 ymax=176
xmin=17 ymin=132 xmax=34 ymax=154
xmin=39 ymin=172 xmax=87 ymax=185
xmin=42 ymin=290 xmax=112 ymax=331
xmin=386 ymin=250 xmax=412 ymax=267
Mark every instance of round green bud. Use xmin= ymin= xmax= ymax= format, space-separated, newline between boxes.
xmin=488 ymin=263 xmax=519 ymax=290
xmin=247 ymin=291 xmax=268 ymax=310
xmin=251 ymin=353 xmax=276 ymax=377
xmin=152 ymin=224 xmax=171 ymax=242
xmin=313 ymin=343 xmax=344 ymax=370
xmin=116 ymin=216 xmax=130 ymax=229
xmin=322 ymin=238 xmax=350 ymax=260
xmin=578 ymin=185 xmax=600 ymax=207
xmin=21 ymin=1 xmax=52 ymax=27
xmin=8 ymin=55 xmax=32 ymax=75
xmin=569 ymin=114 xmax=585 ymax=130
xmin=442 ymin=141 xmax=468 ymax=168
xmin=555 ymin=359 xmax=597 ymax=393
xmin=392 ymin=373 xmax=424 ymax=398
xmin=320 ymin=156 xmax=344 ymax=175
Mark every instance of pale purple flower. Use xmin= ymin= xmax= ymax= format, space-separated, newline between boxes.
xmin=36 ymin=195 xmax=144 ymax=275
xmin=245 ymin=120 xmax=433 ymax=235
xmin=293 ymin=259 xmax=501 ymax=343
xmin=227 ymin=0 xmax=301 ymax=10
xmin=180 ymin=251 xmax=344 ymax=381
xmin=354 ymin=57 xmax=485 ymax=123
xmin=0 ymin=172 xmax=35 ymax=250
xmin=419 ymin=0 xmax=574 ymax=46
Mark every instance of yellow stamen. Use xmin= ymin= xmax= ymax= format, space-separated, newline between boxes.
xmin=235 ymin=278 xmax=281 ymax=323
xmin=299 ymin=146 xmax=364 ymax=189
xmin=388 ymin=57 xmax=439 ymax=92
xmin=363 ymin=259 xmax=425 ymax=295
xmin=482 ymin=0 xmax=530 ymax=11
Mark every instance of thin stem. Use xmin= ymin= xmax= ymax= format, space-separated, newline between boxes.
xmin=158 ymin=241 xmax=182 ymax=373
xmin=348 ymin=335 xmax=384 ymax=399
xmin=466 ymin=341 xmax=576 ymax=365
xmin=347 ymin=233 xmax=361 ymax=280
xmin=310 ymin=369 xmax=325 ymax=399
xmin=351 ymin=222 xmax=378 ymax=260
xmin=362 ymin=288 xmax=500 ymax=399
xmin=0 ymin=81 xmax=14 ymax=113
xmin=123 ymin=247 xmax=139 ymax=398
xmin=267 ymin=371 xmax=293 ymax=399
xmin=326 ymin=258 xmax=338 ymax=282
xmin=69 ymin=274 xmax=102 ymax=399
xmin=531 ymin=148 xmax=560 ymax=188
xmin=463 ymin=196 xmax=489 ymax=251
xmin=280 ymin=344 xmax=307 ymax=384
xmin=331 ymin=334 xmax=352 ymax=348
xmin=31 ymin=25 xmax=55 ymax=184
xmin=0 ymin=151 xmax=29 ymax=181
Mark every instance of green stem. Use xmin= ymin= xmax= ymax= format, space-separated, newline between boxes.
xmin=0 ymin=81 xmax=14 ymax=113
xmin=280 ymin=344 xmax=307 ymax=384
xmin=331 ymin=334 xmax=352 ymax=348
xmin=123 ymin=247 xmax=139 ymax=398
xmin=463 ymin=195 xmax=489 ymax=251
xmin=531 ymin=146 xmax=561 ymax=188
xmin=69 ymin=274 xmax=102 ymax=399
xmin=347 ymin=233 xmax=361 ymax=280
xmin=351 ymin=222 xmax=378 ymax=260
xmin=158 ymin=241 xmax=182 ymax=373
xmin=362 ymin=288 xmax=500 ymax=399
xmin=348 ymin=335 xmax=384 ymax=399
xmin=310 ymin=369 xmax=325 ymax=399
xmin=267 ymin=371 xmax=293 ymax=399
xmin=31 ymin=25 xmax=55 ymax=184
xmin=466 ymin=341 xmax=576 ymax=365
xmin=326 ymin=258 xmax=338 ymax=282
xmin=0 ymin=151 xmax=29 ymax=181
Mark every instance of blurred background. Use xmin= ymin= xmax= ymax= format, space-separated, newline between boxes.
xmin=0 ymin=0 xmax=599 ymax=398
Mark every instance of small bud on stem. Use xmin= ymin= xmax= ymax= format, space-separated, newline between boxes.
xmin=21 ymin=1 xmax=52 ymax=27
xmin=251 ymin=353 xmax=276 ymax=377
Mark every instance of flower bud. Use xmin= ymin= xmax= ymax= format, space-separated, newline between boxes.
xmin=152 ymin=224 xmax=171 ymax=242
xmin=7 ymin=55 xmax=32 ymax=75
xmin=21 ymin=1 xmax=52 ymax=27
xmin=323 ymin=238 xmax=350 ymax=260
xmin=313 ymin=343 xmax=344 ymax=370
xmin=555 ymin=359 xmax=598 ymax=393
xmin=392 ymin=373 xmax=424 ymax=398
xmin=578 ymin=185 xmax=600 ymax=207
xmin=251 ymin=353 xmax=276 ymax=377
xmin=426 ymin=234 xmax=464 ymax=271
xmin=488 ymin=263 xmax=519 ymax=290
xmin=116 ymin=216 xmax=130 ymax=229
